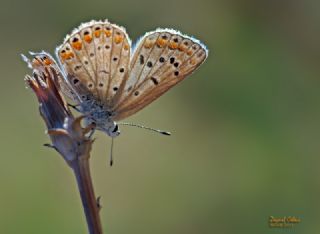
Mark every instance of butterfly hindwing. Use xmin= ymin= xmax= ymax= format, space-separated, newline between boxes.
xmin=112 ymin=29 xmax=208 ymax=120
xmin=22 ymin=52 xmax=80 ymax=103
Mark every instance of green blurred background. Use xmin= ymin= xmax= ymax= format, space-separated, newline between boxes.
xmin=0 ymin=0 xmax=319 ymax=233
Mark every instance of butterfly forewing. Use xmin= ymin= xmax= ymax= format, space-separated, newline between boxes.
xmin=107 ymin=26 xmax=131 ymax=105
xmin=55 ymin=20 xmax=131 ymax=107
xmin=112 ymin=29 xmax=208 ymax=120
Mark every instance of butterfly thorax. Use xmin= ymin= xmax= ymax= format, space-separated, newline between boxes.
xmin=79 ymin=98 xmax=120 ymax=138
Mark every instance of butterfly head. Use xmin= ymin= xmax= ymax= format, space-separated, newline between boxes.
xmin=104 ymin=122 xmax=120 ymax=138
xmin=89 ymin=117 xmax=120 ymax=138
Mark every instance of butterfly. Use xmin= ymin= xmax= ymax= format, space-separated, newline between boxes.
xmin=23 ymin=20 xmax=208 ymax=164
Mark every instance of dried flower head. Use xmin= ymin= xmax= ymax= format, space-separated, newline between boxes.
xmin=22 ymin=53 xmax=94 ymax=165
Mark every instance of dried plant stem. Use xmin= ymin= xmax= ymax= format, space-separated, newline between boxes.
xmin=71 ymin=156 xmax=103 ymax=234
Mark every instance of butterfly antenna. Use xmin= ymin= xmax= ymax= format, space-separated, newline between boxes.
xmin=118 ymin=122 xmax=171 ymax=136
xmin=109 ymin=137 xmax=114 ymax=166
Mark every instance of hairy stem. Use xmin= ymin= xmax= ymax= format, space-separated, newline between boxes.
xmin=71 ymin=157 xmax=103 ymax=234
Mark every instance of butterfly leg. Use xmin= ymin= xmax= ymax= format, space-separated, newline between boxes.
xmin=83 ymin=122 xmax=96 ymax=139
xmin=68 ymin=103 xmax=81 ymax=112
xmin=96 ymin=196 xmax=102 ymax=211
xmin=88 ymin=128 xmax=96 ymax=139
xmin=43 ymin=143 xmax=58 ymax=151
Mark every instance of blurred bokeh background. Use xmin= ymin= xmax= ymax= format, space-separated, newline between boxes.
xmin=0 ymin=0 xmax=319 ymax=233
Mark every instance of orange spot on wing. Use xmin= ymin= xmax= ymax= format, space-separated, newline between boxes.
xmin=60 ymin=51 xmax=74 ymax=60
xmin=178 ymin=45 xmax=186 ymax=52
xmin=144 ymin=41 xmax=153 ymax=49
xmin=124 ymin=44 xmax=129 ymax=50
xmin=105 ymin=30 xmax=112 ymax=37
xmin=84 ymin=35 xmax=92 ymax=43
xmin=156 ymin=38 xmax=167 ymax=47
xmin=72 ymin=41 xmax=82 ymax=50
xmin=190 ymin=58 xmax=196 ymax=65
xmin=187 ymin=50 xmax=193 ymax=56
xmin=44 ymin=58 xmax=52 ymax=65
xmin=67 ymin=52 xmax=74 ymax=59
xmin=169 ymin=42 xmax=178 ymax=50
xmin=114 ymin=35 xmax=123 ymax=44
xmin=94 ymin=30 xmax=101 ymax=38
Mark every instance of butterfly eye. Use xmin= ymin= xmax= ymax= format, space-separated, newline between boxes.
xmin=112 ymin=125 xmax=119 ymax=133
